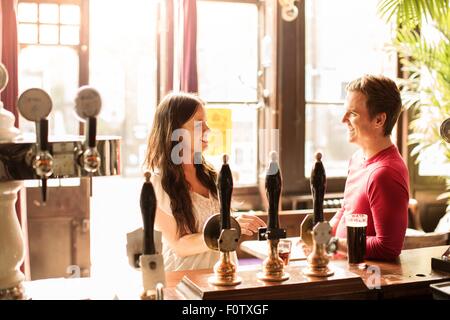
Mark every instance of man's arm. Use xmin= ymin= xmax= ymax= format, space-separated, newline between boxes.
xmin=365 ymin=166 xmax=409 ymax=260
xmin=330 ymin=206 xmax=345 ymax=236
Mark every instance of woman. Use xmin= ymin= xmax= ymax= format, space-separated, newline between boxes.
xmin=144 ymin=92 xmax=265 ymax=271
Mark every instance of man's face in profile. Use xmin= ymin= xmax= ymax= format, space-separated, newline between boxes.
xmin=342 ymin=91 xmax=378 ymax=147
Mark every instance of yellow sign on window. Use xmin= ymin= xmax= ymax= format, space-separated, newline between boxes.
xmin=205 ymin=108 xmax=232 ymax=157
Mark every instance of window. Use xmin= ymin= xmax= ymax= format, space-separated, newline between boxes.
xmin=18 ymin=1 xmax=81 ymax=45
xmin=87 ymin=0 xmax=158 ymax=278
xmin=89 ymin=0 xmax=158 ymax=177
xmin=413 ymin=105 xmax=450 ymax=177
xmin=17 ymin=0 xmax=159 ymax=279
xmin=304 ymin=0 xmax=397 ymax=177
xmin=197 ymin=0 xmax=259 ymax=186
xmin=412 ymin=22 xmax=450 ymax=177
xmin=17 ymin=0 xmax=84 ymax=137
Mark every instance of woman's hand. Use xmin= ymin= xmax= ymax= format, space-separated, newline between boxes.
xmin=234 ymin=213 xmax=267 ymax=236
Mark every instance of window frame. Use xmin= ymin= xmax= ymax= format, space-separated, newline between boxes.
xmin=186 ymin=0 xmax=265 ymax=195
xmin=17 ymin=0 xmax=90 ymax=135
xmin=270 ymin=0 xmax=346 ymax=197
xmin=17 ymin=0 xmax=89 ymax=84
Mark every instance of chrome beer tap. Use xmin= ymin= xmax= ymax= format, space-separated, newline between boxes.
xmin=17 ymin=88 xmax=54 ymax=203
xmin=74 ymin=86 xmax=102 ymax=197
xmin=302 ymin=152 xmax=334 ymax=277
xmin=203 ymin=154 xmax=242 ymax=286
xmin=257 ymin=151 xmax=289 ymax=281
xmin=0 ymin=63 xmax=121 ymax=300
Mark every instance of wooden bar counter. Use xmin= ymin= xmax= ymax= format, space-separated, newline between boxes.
xmin=163 ymin=245 xmax=450 ymax=300
xmin=22 ymin=245 xmax=450 ymax=300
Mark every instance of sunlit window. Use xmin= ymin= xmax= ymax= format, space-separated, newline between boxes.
xmin=17 ymin=2 xmax=38 ymax=23
xmin=18 ymin=46 xmax=80 ymax=135
xmin=60 ymin=4 xmax=80 ymax=25
xmin=17 ymin=1 xmax=82 ymax=137
xmin=415 ymin=106 xmax=450 ymax=176
xmin=88 ymin=0 xmax=158 ymax=279
xmin=305 ymin=0 xmax=397 ymax=177
xmin=89 ymin=0 xmax=157 ymax=177
xmin=18 ymin=1 xmax=81 ymax=46
xmin=197 ymin=0 xmax=259 ymax=186
xmin=39 ymin=3 xmax=59 ymax=24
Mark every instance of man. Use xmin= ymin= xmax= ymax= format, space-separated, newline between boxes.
xmin=328 ymin=75 xmax=410 ymax=260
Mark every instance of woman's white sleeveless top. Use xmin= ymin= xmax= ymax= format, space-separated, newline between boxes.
xmin=151 ymin=174 xmax=237 ymax=272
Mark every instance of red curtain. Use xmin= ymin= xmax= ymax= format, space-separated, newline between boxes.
xmin=162 ymin=0 xmax=198 ymax=95
xmin=163 ymin=0 xmax=174 ymax=95
xmin=1 ymin=0 xmax=27 ymax=278
xmin=181 ymin=0 xmax=198 ymax=93
xmin=1 ymin=0 xmax=19 ymax=128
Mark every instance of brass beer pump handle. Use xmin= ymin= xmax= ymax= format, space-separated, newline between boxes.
xmin=202 ymin=157 xmax=240 ymax=251
xmin=257 ymin=151 xmax=289 ymax=282
xmin=141 ymin=171 xmax=156 ymax=255
xmin=139 ymin=171 xmax=166 ymax=299
xmin=258 ymin=151 xmax=287 ymax=241
xmin=266 ymin=151 xmax=281 ymax=231
xmin=206 ymin=155 xmax=242 ymax=286
xmin=218 ymin=154 xmax=233 ymax=230
xmin=311 ymin=152 xmax=326 ymax=225
xmin=215 ymin=154 xmax=240 ymax=253
xmin=303 ymin=152 xmax=334 ymax=277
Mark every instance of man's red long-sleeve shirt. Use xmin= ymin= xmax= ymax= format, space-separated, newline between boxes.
xmin=331 ymin=144 xmax=410 ymax=260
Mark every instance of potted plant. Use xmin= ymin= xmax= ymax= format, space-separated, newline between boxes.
xmin=378 ymin=0 xmax=450 ymax=227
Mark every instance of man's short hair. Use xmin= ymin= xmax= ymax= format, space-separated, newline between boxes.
xmin=346 ymin=75 xmax=402 ymax=136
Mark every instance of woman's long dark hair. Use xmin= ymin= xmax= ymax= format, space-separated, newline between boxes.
xmin=144 ymin=92 xmax=217 ymax=237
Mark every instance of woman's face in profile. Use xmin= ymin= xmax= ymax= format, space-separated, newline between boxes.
xmin=181 ymin=104 xmax=211 ymax=156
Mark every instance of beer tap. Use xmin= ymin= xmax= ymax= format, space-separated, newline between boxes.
xmin=74 ymin=86 xmax=102 ymax=197
xmin=302 ymin=152 xmax=334 ymax=277
xmin=257 ymin=151 xmax=289 ymax=281
xmin=17 ymin=88 xmax=54 ymax=203
xmin=203 ymin=155 xmax=242 ymax=286
xmin=1 ymin=63 xmax=121 ymax=300
xmin=139 ymin=171 xmax=166 ymax=300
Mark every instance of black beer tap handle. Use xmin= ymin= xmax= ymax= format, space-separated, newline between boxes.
xmin=258 ymin=151 xmax=286 ymax=241
xmin=311 ymin=152 xmax=326 ymax=225
xmin=141 ymin=171 xmax=157 ymax=255
xmin=218 ymin=154 xmax=233 ymax=230
xmin=266 ymin=151 xmax=281 ymax=230
xmin=37 ymin=118 xmax=49 ymax=151
xmin=41 ymin=178 xmax=47 ymax=203
xmin=37 ymin=118 xmax=49 ymax=203
xmin=86 ymin=117 xmax=97 ymax=149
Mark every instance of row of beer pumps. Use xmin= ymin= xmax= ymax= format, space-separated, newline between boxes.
xmin=133 ymin=149 xmax=333 ymax=299
xmin=132 ymin=104 xmax=450 ymax=300
xmin=0 ymin=62 xmax=120 ymax=300
xmin=202 ymin=150 xmax=333 ymax=284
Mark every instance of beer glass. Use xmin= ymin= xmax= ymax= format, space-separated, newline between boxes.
xmin=278 ymin=239 xmax=292 ymax=265
xmin=346 ymin=214 xmax=367 ymax=267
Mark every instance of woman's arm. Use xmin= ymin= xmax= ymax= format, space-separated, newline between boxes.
xmin=155 ymin=207 xmax=209 ymax=258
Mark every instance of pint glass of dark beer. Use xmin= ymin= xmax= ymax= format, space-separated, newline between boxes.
xmin=346 ymin=214 xmax=367 ymax=266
